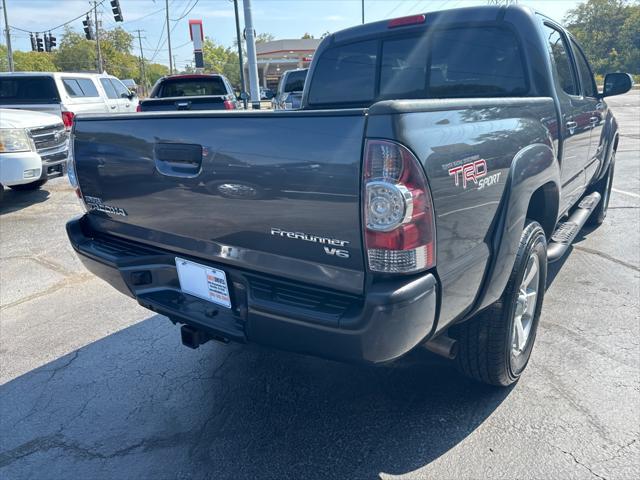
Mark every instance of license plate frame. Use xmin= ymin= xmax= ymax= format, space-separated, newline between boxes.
xmin=175 ymin=257 xmax=232 ymax=309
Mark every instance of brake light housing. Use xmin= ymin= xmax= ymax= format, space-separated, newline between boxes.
xmin=388 ymin=14 xmax=426 ymax=29
xmin=223 ymin=99 xmax=236 ymax=110
xmin=363 ymin=139 xmax=436 ymax=274
xmin=61 ymin=110 xmax=75 ymax=130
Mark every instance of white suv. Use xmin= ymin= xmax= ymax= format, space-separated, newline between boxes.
xmin=0 ymin=72 xmax=139 ymax=130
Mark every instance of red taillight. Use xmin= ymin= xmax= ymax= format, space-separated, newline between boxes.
xmin=363 ymin=139 xmax=435 ymax=273
xmin=136 ymin=104 xmax=142 ymax=112
xmin=388 ymin=14 xmax=426 ymax=28
xmin=61 ymin=111 xmax=75 ymax=130
xmin=223 ymin=99 xmax=236 ymax=110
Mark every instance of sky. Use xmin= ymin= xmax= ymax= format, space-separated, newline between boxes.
xmin=3 ymin=0 xmax=584 ymax=70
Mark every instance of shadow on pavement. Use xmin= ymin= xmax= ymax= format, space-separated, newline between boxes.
xmin=0 ymin=315 xmax=512 ymax=480
xmin=0 ymin=187 xmax=50 ymax=215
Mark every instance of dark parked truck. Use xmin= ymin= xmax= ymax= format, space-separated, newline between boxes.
xmin=66 ymin=6 xmax=632 ymax=386
xmin=138 ymin=74 xmax=239 ymax=112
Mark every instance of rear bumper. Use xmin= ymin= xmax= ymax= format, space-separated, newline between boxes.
xmin=67 ymin=215 xmax=438 ymax=364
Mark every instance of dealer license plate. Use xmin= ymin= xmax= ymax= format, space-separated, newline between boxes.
xmin=175 ymin=257 xmax=231 ymax=309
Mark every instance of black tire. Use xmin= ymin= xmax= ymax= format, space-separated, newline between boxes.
xmin=587 ymin=154 xmax=615 ymax=226
xmin=453 ymin=220 xmax=547 ymax=386
xmin=9 ymin=179 xmax=47 ymax=191
xmin=0 ymin=185 xmax=4 ymax=203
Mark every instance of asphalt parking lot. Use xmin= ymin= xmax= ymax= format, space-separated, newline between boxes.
xmin=1 ymin=91 xmax=638 ymax=480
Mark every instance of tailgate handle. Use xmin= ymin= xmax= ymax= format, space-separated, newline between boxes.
xmin=175 ymin=101 xmax=191 ymax=110
xmin=154 ymin=143 xmax=203 ymax=178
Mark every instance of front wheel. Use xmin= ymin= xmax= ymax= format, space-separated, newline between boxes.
xmin=9 ymin=179 xmax=47 ymax=191
xmin=453 ymin=220 xmax=547 ymax=386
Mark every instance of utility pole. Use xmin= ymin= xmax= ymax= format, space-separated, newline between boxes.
xmin=165 ymin=0 xmax=173 ymax=74
xmin=242 ymin=0 xmax=260 ymax=109
xmin=2 ymin=0 xmax=14 ymax=71
xmin=93 ymin=0 xmax=103 ymax=72
xmin=233 ymin=0 xmax=247 ymax=108
xmin=361 ymin=0 xmax=365 ymax=24
xmin=135 ymin=29 xmax=147 ymax=96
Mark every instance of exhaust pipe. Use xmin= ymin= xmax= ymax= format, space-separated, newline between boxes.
xmin=424 ymin=334 xmax=458 ymax=360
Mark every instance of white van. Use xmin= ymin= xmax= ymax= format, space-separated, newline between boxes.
xmin=0 ymin=72 xmax=139 ymax=129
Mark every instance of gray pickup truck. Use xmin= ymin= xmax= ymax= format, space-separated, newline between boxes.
xmin=66 ymin=5 xmax=632 ymax=386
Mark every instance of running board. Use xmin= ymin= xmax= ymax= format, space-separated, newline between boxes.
xmin=547 ymin=191 xmax=601 ymax=263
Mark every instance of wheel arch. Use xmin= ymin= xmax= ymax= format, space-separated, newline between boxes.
xmin=466 ymin=142 xmax=559 ymax=316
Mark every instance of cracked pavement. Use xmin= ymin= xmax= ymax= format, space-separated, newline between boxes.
xmin=0 ymin=91 xmax=638 ymax=479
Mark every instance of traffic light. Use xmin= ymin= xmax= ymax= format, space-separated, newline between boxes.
xmin=49 ymin=34 xmax=57 ymax=49
xmin=83 ymin=15 xmax=94 ymax=40
xmin=35 ymin=34 xmax=44 ymax=52
xmin=44 ymin=34 xmax=51 ymax=52
xmin=30 ymin=33 xmax=37 ymax=52
xmin=111 ymin=0 xmax=123 ymax=22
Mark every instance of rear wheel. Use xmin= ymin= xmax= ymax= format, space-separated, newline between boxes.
xmin=9 ymin=179 xmax=47 ymax=191
xmin=454 ymin=220 xmax=547 ymax=386
xmin=588 ymin=154 xmax=615 ymax=226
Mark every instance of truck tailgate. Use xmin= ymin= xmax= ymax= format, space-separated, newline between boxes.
xmin=139 ymin=96 xmax=226 ymax=111
xmin=73 ymin=110 xmax=367 ymax=293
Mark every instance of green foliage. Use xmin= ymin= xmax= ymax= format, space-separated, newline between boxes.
xmin=145 ymin=62 xmax=170 ymax=86
xmin=564 ymin=0 xmax=640 ymax=75
xmin=301 ymin=33 xmax=314 ymax=39
xmin=202 ymin=38 xmax=241 ymax=88
xmin=0 ymin=45 xmax=58 ymax=72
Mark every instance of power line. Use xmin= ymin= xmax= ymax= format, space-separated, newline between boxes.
xmin=10 ymin=0 xmax=107 ymax=34
xmin=171 ymin=0 xmax=200 ymax=22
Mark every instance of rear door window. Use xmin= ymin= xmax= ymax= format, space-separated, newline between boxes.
xmin=62 ymin=77 xmax=100 ymax=97
xmin=307 ymin=40 xmax=377 ymax=105
xmin=0 ymin=76 xmax=60 ymax=103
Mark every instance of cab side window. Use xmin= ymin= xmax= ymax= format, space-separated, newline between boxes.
xmin=570 ymin=38 xmax=598 ymax=98
xmin=542 ymin=24 xmax=578 ymax=96
xmin=100 ymin=78 xmax=119 ymax=99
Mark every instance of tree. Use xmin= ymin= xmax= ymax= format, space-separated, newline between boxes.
xmin=14 ymin=51 xmax=58 ymax=72
xmin=203 ymin=38 xmax=241 ymax=88
xmin=145 ymin=62 xmax=169 ymax=86
xmin=54 ymin=27 xmax=97 ymax=72
xmin=301 ymin=33 xmax=314 ymax=39
xmin=564 ymin=0 xmax=640 ymax=75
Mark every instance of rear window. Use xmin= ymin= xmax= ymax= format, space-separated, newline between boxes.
xmin=158 ymin=77 xmax=227 ymax=97
xmin=283 ymin=70 xmax=307 ymax=93
xmin=0 ymin=76 xmax=60 ymax=104
xmin=308 ymin=26 xmax=527 ymax=106
xmin=62 ymin=78 xmax=100 ymax=97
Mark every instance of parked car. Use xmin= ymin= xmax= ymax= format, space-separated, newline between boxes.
xmin=138 ymin=74 xmax=239 ymax=112
xmin=0 ymin=108 xmax=68 ymax=200
xmin=0 ymin=72 xmax=138 ymax=130
xmin=67 ymin=5 xmax=632 ymax=386
xmin=272 ymin=68 xmax=307 ymax=110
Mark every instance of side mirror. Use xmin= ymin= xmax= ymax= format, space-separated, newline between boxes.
xmin=602 ymin=73 xmax=633 ymax=97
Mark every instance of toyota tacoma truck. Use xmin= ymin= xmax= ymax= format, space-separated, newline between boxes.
xmin=66 ymin=5 xmax=632 ymax=386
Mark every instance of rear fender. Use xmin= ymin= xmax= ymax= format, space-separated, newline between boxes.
xmin=475 ymin=143 xmax=559 ymax=312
